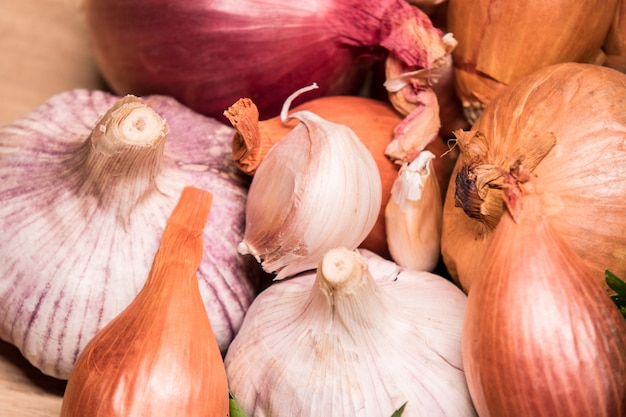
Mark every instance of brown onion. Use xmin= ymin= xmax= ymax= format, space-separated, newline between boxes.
xmin=82 ymin=0 xmax=453 ymax=123
xmin=604 ymin=0 xmax=626 ymax=72
xmin=447 ymin=0 xmax=618 ymax=122
xmin=463 ymin=170 xmax=626 ymax=417
xmin=441 ymin=62 xmax=626 ymax=293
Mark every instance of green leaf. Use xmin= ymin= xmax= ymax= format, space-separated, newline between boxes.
xmin=229 ymin=392 xmax=249 ymax=417
xmin=606 ymin=270 xmax=626 ymax=294
xmin=606 ymin=270 xmax=626 ymax=319
xmin=390 ymin=402 xmax=407 ymax=417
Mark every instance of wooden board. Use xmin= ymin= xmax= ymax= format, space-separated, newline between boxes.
xmin=0 ymin=340 xmax=66 ymax=416
xmin=0 ymin=0 xmax=102 ymax=414
xmin=0 ymin=0 xmax=105 ymax=127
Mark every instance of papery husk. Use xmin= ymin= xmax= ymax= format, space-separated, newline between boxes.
xmin=441 ymin=62 xmax=626 ymax=293
xmin=463 ymin=173 xmax=626 ymax=417
xmin=384 ymin=46 xmax=469 ymax=141
xmin=448 ymin=0 xmax=618 ymax=122
xmin=384 ymin=87 xmax=441 ymax=164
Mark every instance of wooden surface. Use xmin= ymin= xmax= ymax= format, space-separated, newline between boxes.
xmin=0 ymin=340 xmax=66 ymax=417
xmin=0 ymin=0 xmax=105 ymax=127
xmin=0 ymin=0 xmax=101 ymax=414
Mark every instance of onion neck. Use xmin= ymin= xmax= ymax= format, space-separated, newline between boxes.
xmin=334 ymin=0 xmax=453 ymax=70
xmin=452 ymin=129 xmax=556 ymax=231
xmin=141 ymin=187 xmax=212 ymax=305
xmin=71 ymin=95 xmax=169 ymax=220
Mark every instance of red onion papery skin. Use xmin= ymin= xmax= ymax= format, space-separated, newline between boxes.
xmin=0 ymin=89 xmax=260 ymax=379
xmin=83 ymin=0 xmax=450 ymax=122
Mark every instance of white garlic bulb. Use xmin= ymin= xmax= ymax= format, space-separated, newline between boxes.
xmin=224 ymin=247 xmax=476 ymax=417
xmin=237 ymin=85 xmax=382 ymax=280
xmin=0 ymin=90 xmax=260 ymax=379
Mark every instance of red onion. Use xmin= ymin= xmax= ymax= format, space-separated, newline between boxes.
xmin=83 ymin=0 xmax=453 ymax=121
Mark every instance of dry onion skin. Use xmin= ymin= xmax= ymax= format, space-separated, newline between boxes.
xmin=0 ymin=89 xmax=260 ymax=379
xmin=60 ymin=186 xmax=229 ymax=417
xmin=441 ymin=62 xmax=626 ymax=293
xmin=447 ymin=0 xmax=619 ymax=122
xmin=604 ymin=0 xmax=626 ymax=71
xmin=463 ymin=172 xmax=626 ymax=417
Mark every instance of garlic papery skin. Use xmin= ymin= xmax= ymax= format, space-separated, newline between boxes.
xmin=385 ymin=150 xmax=442 ymax=271
xmin=237 ymin=88 xmax=382 ymax=280
xmin=224 ymin=248 xmax=476 ymax=417
xmin=0 ymin=89 xmax=259 ymax=379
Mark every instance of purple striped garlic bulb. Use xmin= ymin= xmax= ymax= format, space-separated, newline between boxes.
xmin=0 ymin=89 xmax=260 ymax=379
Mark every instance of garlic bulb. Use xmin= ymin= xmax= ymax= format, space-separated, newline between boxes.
xmin=237 ymin=85 xmax=382 ymax=280
xmin=225 ymin=247 xmax=476 ymax=417
xmin=385 ymin=150 xmax=442 ymax=271
xmin=0 ymin=89 xmax=260 ymax=379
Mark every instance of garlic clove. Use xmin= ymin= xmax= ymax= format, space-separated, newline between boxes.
xmin=385 ymin=150 xmax=442 ymax=271
xmin=238 ymin=86 xmax=382 ymax=280
xmin=225 ymin=94 xmax=404 ymax=260
xmin=225 ymin=247 xmax=476 ymax=417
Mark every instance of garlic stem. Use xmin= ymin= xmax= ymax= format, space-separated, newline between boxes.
xmin=73 ymin=95 xmax=169 ymax=219
xmin=314 ymin=248 xmax=388 ymax=327
xmin=91 ymin=95 xmax=168 ymax=155
xmin=320 ymin=247 xmax=367 ymax=290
